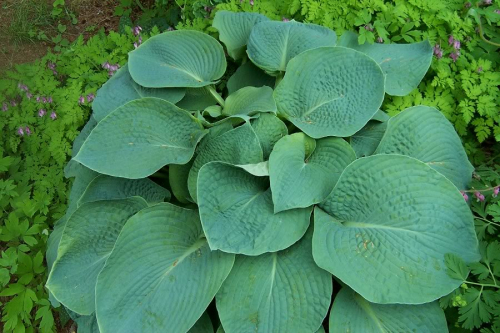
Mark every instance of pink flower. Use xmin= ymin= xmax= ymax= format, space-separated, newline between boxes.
xmin=48 ymin=96 xmax=53 ymax=103
xmin=433 ymin=44 xmax=443 ymax=59
xmin=282 ymin=17 xmax=290 ymax=22
xmin=11 ymin=100 xmax=17 ymax=107
xmin=26 ymin=92 xmax=33 ymax=100
xmin=17 ymin=127 xmax=24 ymax=136
xmin=42 ymin=96 xmax=47 ymax=103
xmin=36 ymin=96 xmax=41 ymax=103
xmin=448 ymin=35 xmax=455 ymax=45
xmin=483 ymin=0 xmax=492 ymax=5
xmin=79 ymin=96 xmax=85 ymax=104
xmin=250 ymin=0 xmax=254 ymax=5
xmin=47 ymin=62 xmax=56 ymax=70
xmin=493 ymin=186 xmax=499 ymax=198
xmin=474 ymin=191 xmax=485 ymax=202
xmin=50 ymin=111 xmax=57 ymax=120
xmin=364 ymin=24 xmax=373 ymax=32
xmin=87 ymin=93 xmax=95 ymax=102
xmin=461 ymin=191 xmax=469 ymax=202
xmin=450 ymin=51 xmax=460 ymax=62
xmin=453 ymin=39 xmax=461 ymax=50
xmin=25 ymin=126 xmax=32 ymax=136
xmin=133 ymin=26 xmax=142 ymax=36
xmin=495 ymin=9 xmax=500 ymax=14
xmin=18 ymin=83 xmax=28 ymax=92
xmin=38 ymin=109 xmax=46 ymax=117
xmin=102 ymin=61 xmax=111 ymax=70
xmin=2 ymin=103 xmax=8 ymax=112
xmin=376 ymin=37 xmax=383 ymax=43
xmin=133 ymin=42 xmax=138 ymax=49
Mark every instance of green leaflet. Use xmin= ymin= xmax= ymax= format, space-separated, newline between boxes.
xmin=338 ymin=31 xmax=433 ymax=96
xmin=350 ymin=121 xmax=387 ymax=157
xmin=375 ymin=106 xmax=474 ymax=190
xmin=329 ymin=288 xmax=447 ymax=332
xmin=314 ymin=155 xmax=480 ymax=304
xmin=46 ymin=198 xmax=148 ymax=315
xmin=95 ymin=203 xmax=235 ymax=333
xmin=274 ymin=47 xmax=385 ymax=138
xmin=222 ymin=86 xmax=277 ymax=116
xmin=250 ymin=113 xmax=288 ymax=160
xmin=128 ymin=30 xmax=226 ymax=88
xmin=216 ymin=227 xmax=332 ymax=333
xmin=78 ymin=174 xmax=170 ymax=206
xmin=247 ymin=20 xmax=337 ymax=74
xmin=269 ymin=133 xmax=356 ymax=212
xmin=187 ymin=123 xmax=263 ymax=202
xmin=75 ymin=98 xmax=207 ymax=179
xmin=213 ymin=10 xmax=270 ymax=60
xmin=92 ymin=64 xmax=185 ymax=122
xmin=227 ymin=62 xmax=275 ymax=95
xmin=197 ymin=162 xmax=311 ymax=255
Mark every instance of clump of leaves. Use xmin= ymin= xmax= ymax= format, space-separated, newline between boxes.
xmin=47 ymin=11 xmax=481 ymax=333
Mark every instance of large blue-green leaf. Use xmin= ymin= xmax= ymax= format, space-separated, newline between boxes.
xmin=187 ymin=123 xmax=263 ymax=202
xmin=329 ymin=288 xmax=447 ymax=332
xmin=350 ymin=121 xmax=387 ymax=157
xmin=274 ymin=47 xmax=385 ymax=138
xmin=227 ymin=62 xmax=275 ymax=95
xmin=128 ymin=31 xmax=226 ymax=88
xmin=269 ymin=133 xmax=356 ymax=212
xmin=375 ymin=106 xmax=474 ymax=190
xmin=247 ymin=21 xmax=337 ymax=74
xmin=177 ymin=87 xmax=218 ymax=111
xmin=314 ymin=155 xmax=480 ymax=304
xmin=92 ymin=65 xmax=185 ymax=122
xmin=74 ymin=313 xmax=100 ymax=333
xmin=251 ymin=113 xmax=288 ymax=160
xmin=78 ymin=175 xmax=170 ymax=206
xmin=213 ymin=11 xmax=270 ymax=60
xmin=216 ymin=227 xmax=331 ymax=333
xmin=198 ymin=162 xmax=311 ymax=255
xmin=222 ymin=86 xmax=276 ymax=116
xmin=74 ymin=98 xmax=207 ymax=179
xmin=338 ymin=31 xmax=432 ymax=96
xmin=47 ymin=198 xmax=148 ymax=315
xmin=46 ymin=217 xmax=65 ymax=307
xmin=95 ymin=203 xmax=234 ymax=333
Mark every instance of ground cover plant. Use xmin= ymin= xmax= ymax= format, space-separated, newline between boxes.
xmin=45 ymin=10 xmax=484 ymax=332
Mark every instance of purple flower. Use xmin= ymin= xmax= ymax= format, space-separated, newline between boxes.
xmin=483 ymin=0 xmax=492 ymax=5
xmin=138 ymin=36 xmax=143 ymax=44
xmin=477 ymin=66 xmax=483 ymax=73
xmin=495 ymin=9 xmax=500 ymax=14
xmin=2 ymin=103 xmax=8 ymax=112
xmin=25 ymin=126 xmax=32 ymax=136
xmin=453 ymin=39 xmax=461 ymax=50
xmin=47 ymin=62 xmax=56 ymax=70
xmin=26 ymin=92 xmax=33 ymax=100
xmin=36 ymin=96 xmax=41 ymax=103
xmin=460 ymin=191 xmax=469 ymax=202
xmin=133 ymin=42 xmax=138 ymax=49
xmin=474 ymin=191 xmax=485 ymax=202
xmin=50 ymin=111 xmax=57 ymax=120
xmin=133 ymin=26 xmax=142 ymax=36
xmin=18 ymin=83 xmax=28 ymax=92
xmin=11 ymin=100 xmax=17 ymax=107
xmin=48 ymin=96 xmax=53 ymax=103
xmin=364 ymin=24 xmax=374 ymax=32
xmin=167 ymin=27 xmax=174 ymax=31
xmin=493 ymin=186 xmax=499 ymax=198
xmin=282 ymin=17 xmax=290 ymax=22
xmin=87 ymin=93 xmax=95 ymax=102
xmin=448 ymin=35 xmax=455 ymax=46
xmin=433 ymin=44 xmax=443 ymax=59
xmin=376 ymin=37 xmax=383 ymax=43
xmin=250 ymin=0 xmax=254 ymax=5
xmin=42 ymin=96 xmax=47 ymax=103
xmin=79 ymin=96 xmax=85 ymax=104
xmin=17 ymin=127 xmax=24 ymax=136
xmin=109 ymin=64 xmax=119 ymax=72
xmin=102 ymin=61 xmax=111 ymax=70
xmin=450 ymin=51 xmax=460 ymax=62
xmin=38 ymin=109 xmax=46 ymax=117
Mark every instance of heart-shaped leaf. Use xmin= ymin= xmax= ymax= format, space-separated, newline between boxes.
xmin=75 ymin=98 xmax=207 ymax=179
xmin=274 ymin=47 xmax=385 ymax=138
xmin=78 ymin=175 xmax=171 ymax=206
xmin=188 ymin=123 xmax=263 ymax=202
xmin=313 ymin=155 xmax=480 ymax=304
xmin=47 ymin=198 xmax=148 ymax=315
xmin=339 ymin=31 xmax=432 ymax=96
xmin=269 ymin=133 xmax=356 ymax=212
xmin=329 ymin=288 xmax=447 ymax=333
xmin=95 ymin=203 xmax=234 ymax=333
xmin=247 ymin=21 xmax=337 ymax=74
xmin=129 ymin=30 xmax=227 ymax=88
xmin=198 ymin=162 xmax=311 ymax=255
xmin=213 ymin=11 xmax=270 ymax=60
xmin=227 ymin=62 xmax=275 ymax=94
xmin=92 ymin=64 xmax=185 ymax=122
xmin=375 ymin=106 xmax=474 ymax=190
xmin=251 ymin=113 xmax=288 ymax=159
xmin=216 ymin=227 xmax=331 ymax=332
xmin=223 ymin=86 xmax=276 ymax=116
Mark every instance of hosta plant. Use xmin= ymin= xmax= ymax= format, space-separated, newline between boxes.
xmin=46 ymin=11 xmax=481 ymax=333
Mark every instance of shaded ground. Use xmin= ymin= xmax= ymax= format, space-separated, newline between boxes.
xmin=0 ymin=0 xmax=121 ymax=75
